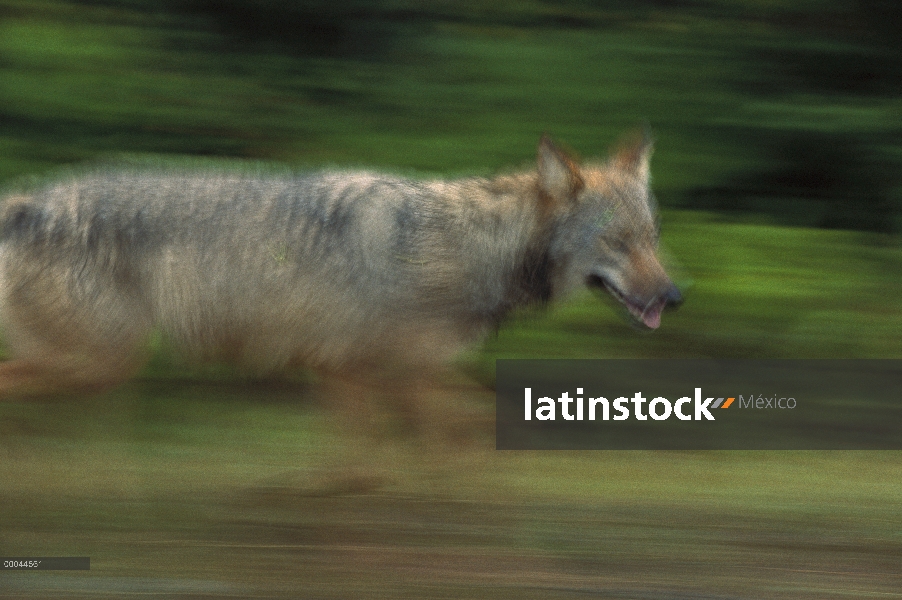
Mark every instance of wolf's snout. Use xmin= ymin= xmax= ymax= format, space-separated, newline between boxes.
xmin=637 ymin=282 xmax=682 ymax=330
xmin=662 ymin=284 xmax=682 ymax=308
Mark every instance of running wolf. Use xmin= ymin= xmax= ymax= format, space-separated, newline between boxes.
xmin=0 ymin=134 xmax=680 ymax=397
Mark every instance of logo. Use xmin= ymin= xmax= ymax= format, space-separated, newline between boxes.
xmin=524 ymin=387 xmax=736 ymax=422
xmin=496 ymin=359 xmax=899 ymax=450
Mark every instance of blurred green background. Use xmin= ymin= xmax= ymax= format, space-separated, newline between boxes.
xmin=1 ymin=1 xmax=900 ymax=598
xmin=1 ymin=0 xmax=900 ymax=360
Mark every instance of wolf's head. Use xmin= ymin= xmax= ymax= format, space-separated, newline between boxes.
xmin=540 ymin=133 xmax=682 ymax=329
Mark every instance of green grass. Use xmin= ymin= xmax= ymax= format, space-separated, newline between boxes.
xmin=3 ymin=380 xmax=901 ymax=598
xmin=1 ymin=208 xmax=898 ymax=598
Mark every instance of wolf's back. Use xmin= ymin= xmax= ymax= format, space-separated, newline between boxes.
xmin=0 ymin=169 xmax=476 ymax=371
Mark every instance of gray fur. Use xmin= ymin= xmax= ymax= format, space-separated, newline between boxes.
xmin=0 ymin=134 xmax=680 ymax=395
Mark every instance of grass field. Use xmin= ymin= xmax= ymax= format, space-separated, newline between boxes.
xmin=0 ymin=1 xmax=900 ymax=598
xmin=1 ymin=212 xmax=900 ymax=598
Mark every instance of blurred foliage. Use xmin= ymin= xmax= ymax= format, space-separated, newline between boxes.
xmin=1 ymin=0 xmax=899 ymax=232
xmin=0 ymin=0 xmax=899 ymax=363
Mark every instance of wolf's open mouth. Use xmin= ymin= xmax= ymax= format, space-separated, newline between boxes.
xmin=587 ymin=274 xmax=665 ymax=330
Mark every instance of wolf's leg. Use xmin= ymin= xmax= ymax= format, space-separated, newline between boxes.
xmin=0 ymin=359 xmax=49 ymax=396
xmin=0 ymin=348 xmax=146 ymax=398
xmin=0 ymin=284 xmax=150 ymax=398
xmin=326 ymin=366 xmax=495 ymax=491
xmin=248 ymin=370 xmax=395 ymax=497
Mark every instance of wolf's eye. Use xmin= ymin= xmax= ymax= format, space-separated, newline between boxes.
xmin=614 ymin=238 xmax=630 ymax=254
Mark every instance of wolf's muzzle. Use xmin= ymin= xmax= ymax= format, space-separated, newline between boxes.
xmin=662 ymin=284 xmax=683 ymax=308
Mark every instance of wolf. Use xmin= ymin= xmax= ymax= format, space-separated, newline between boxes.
xmin=0 ymin=133 xmax=680 ymax=400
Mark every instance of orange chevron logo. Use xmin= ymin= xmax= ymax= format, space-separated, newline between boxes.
xmin=711 ymin=397 xmax=735 ymax=409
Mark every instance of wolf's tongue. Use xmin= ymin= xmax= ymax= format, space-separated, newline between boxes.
xmin=642 ymin=304 xmax=662 ymax=329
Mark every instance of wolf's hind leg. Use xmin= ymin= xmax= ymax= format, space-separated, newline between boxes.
xmin=0 ymin=349 xmax=146 ymax=398
xmin=0 ymin=292 xmax=150 ymax=398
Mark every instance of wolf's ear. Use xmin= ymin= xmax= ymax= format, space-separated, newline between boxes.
xmin=612 ymin=129 xmax=654 ymax=181
xmin=538 ymin=135 xmax=583 ymax=201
